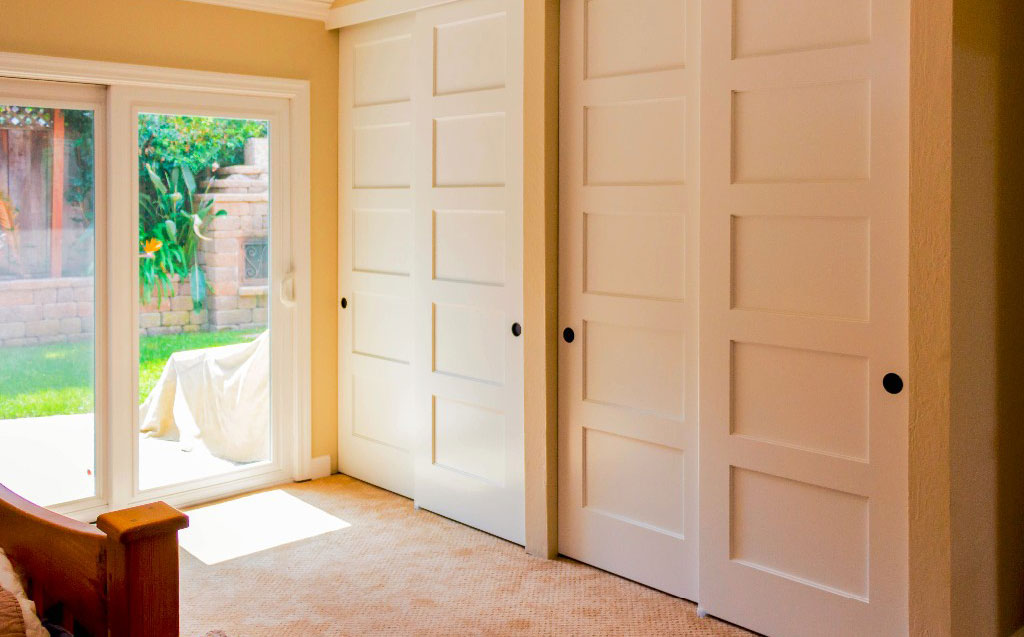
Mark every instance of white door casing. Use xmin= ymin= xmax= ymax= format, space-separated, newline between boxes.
xmin=411 ymin=0 xmax=526 ymax=544
xmin=338 ymin=13 xmax=417 ymax=498
xmin=697 ymin=1 xmax=910 ymax=636
xmin=558 ymin=0 xmax=701 ymax=599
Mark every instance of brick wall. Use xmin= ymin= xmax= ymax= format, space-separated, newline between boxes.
xmin=137 ymin=161 xmax=271 ymax=337
xmin=0 ymin=276 xmax=94 ymax=347
xmin=195 ymin=161 xmax=270 ymax=333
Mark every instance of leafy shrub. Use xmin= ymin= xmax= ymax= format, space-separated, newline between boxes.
xmin=139 ymin=114 xmax=267 ymax=178
xmin=138 ymin=163 xmax=225 ymax=311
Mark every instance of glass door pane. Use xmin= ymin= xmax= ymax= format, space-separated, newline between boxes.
xmin=0 ymin=101 xmax=99 ymax=506
xmin=136 ymin=113 xmax=272 ymax=491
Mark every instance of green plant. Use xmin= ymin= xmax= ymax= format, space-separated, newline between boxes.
xmin=138 ymin=163 xmax=226 ymax=311
xmin=64 ymin=110 xmax=96 ymax=224
xmin=138 ymin=114 xmax=267 ymax=180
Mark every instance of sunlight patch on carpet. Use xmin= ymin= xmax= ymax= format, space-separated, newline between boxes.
xmin=179 ymin=490 xmax=351 ymax=565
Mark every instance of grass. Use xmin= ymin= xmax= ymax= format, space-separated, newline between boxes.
xmin=0 ymin=329 xmax=261 ymax=420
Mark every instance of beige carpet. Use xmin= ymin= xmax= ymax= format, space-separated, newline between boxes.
xmin=180 ymin=475 xmax=754 ymax=637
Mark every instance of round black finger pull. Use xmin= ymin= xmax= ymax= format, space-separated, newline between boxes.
xmin=511 ymin=322 xmax=522 ymax=337
xmin=883 ymin=373 xmax=904 ymax=395
xmin=563 ymin=327 xmax=575 ymax=343
xmin=340 ymin=297 xmax=348 ymax=309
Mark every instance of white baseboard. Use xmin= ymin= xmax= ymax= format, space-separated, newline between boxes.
xmin=308 ymin=455 xmax=333 ymax=480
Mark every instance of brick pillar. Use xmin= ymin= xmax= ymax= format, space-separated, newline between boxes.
xmin=197 ymin=150 xmax=270 ymax=332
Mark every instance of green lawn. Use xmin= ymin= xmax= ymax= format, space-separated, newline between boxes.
xmin=0 ymin=329 xmax=261 ymax=420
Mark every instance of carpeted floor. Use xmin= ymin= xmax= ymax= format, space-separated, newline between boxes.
xmin=180 ymin=475 xmax=754 ymax=637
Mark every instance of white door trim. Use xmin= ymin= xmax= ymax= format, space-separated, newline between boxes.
xmin=0 ymin=52 xmax=315 ymax=495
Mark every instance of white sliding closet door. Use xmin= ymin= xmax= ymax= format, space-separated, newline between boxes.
xmin=698 ymin=2 xmax=910 ymax=636
xmin=558 ymin=0 xmax=700 ymax=599
xmin=338 ymin=0 xmax=525 ymax=544
xmin=411 ymin=0 xmax=525 ymax=544
xmin=338 ymin=14 xmax=416 ymax=498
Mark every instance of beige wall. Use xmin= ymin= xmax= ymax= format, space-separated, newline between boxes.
xmin=909 ymin=1 xmax=953 ymax=632
xmin=989 ymin=4 xmax=1024 ymax=632
xmin=910 ymin=1 xmax=1024 ymax=634
xmin=950 ymin=0 xmax=1024 ymax=635
xmin=0 ymin=0 xmax=341 ymax=470
xmin=522 ymin=0 xmax=559 ymax=559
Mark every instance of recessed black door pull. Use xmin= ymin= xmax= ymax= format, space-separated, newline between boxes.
xmin=340 ymin=297 xmax=348 ymax=309
xmin=563 ymin=327 xmax=575 ymax=343
xmin=883 ymin=373 xmax=904 ymax=395
xmin=511 ymin=323 xmax=522 ymax=337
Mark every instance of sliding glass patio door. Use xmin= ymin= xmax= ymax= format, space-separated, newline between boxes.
xmin=0 ymin=77 xmax=299 ymax=518
xmin=109 ymin=87 xmax=296 ymax=509
xmin=0 ymin=78 xmax=107 ymax=513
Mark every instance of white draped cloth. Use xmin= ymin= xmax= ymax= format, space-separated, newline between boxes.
xmin=139 ymin=331 xmax=270 ymax=463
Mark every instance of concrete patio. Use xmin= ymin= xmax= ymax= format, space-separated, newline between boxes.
xmin=0 ymin=412 xmax=247 ymax=506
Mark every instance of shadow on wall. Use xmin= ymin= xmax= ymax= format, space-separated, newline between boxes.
xmin=996 ymin=0 xmax=1024 ymax=633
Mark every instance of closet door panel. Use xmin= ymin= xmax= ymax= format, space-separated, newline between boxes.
xmin=558 ymin=0 xmax=700 ymax=600
xmin=339 ymin=14 xmax=417 ymax=498
xmin=697 ymin=1 xmax=909 ymax=635
xmin=412 ymin=0 xmax=525 ymax=545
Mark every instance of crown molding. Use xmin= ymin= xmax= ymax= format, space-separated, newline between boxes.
xmin=184 ymin=0 xmax=332 ymax=22
xmin=326 ymin=0 xmax=459 ymax=28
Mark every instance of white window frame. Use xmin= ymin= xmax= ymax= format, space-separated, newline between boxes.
xmin=0 ymin=52 xmax=314 ymax=520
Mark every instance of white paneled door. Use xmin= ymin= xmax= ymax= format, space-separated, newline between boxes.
xmin=411 ymin=0 xmax=525 ymax=545
xmin=338 ymin=0 xmax=525 ymax=544
xmin=559 ymin=0 xmax=910 ymax=633
xmin=338 ymin=13 xmax=417 ymax=498
xmin=558 ymin=0 xmax=700 ymax=599
xmin=698 ymin=1 xmax=910 ymax=636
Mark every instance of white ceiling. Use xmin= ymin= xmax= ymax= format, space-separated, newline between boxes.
xmin=185 ymin=0 xmax=334 ymax=22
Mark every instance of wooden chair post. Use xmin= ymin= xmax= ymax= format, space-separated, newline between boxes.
xmin=96 ymin=502 xmax=188 ymax=637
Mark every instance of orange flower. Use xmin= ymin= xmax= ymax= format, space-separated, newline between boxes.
xmin=143 ymin=238 xmax=163 ymax=253
xmin=0 ymin=199 xmax=14 ymax=231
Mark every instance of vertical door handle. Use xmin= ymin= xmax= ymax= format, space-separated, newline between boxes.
xmin=280 ymin=271 xmax=296 ymax=308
